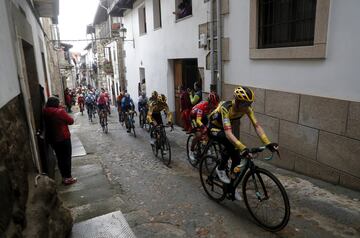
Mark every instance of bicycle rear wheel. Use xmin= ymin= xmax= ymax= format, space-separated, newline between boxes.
xmin=139 ymin=112 xmax=144 ymax=128
xmin=132 ymin=121 xmax=136 ymax=137
xmin=160 ymin=137 xmax=171 ymax=166
xmin=199 ymin=155 xmax=226 ymax=202
xmin=242 ymin=168 xmax=290 ymax=232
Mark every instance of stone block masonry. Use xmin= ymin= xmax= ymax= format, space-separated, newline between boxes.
xmin=0 ymin=95 xmax=72 ymax=237
xmin=223 ymin=83 xmax=360 ymax=191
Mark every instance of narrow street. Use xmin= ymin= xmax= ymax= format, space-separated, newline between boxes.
xmin=59 ymin=108 xmax=360 ymax=238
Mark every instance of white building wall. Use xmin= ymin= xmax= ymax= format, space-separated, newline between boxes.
xmin=224 ymin=0 xmax=360 ymax=102
xmin=123 ymin=0 xmax=211 ymax=110
xmin=0 ymin=0 xmax=21 ymax=108
xmin=15 ymin=0 xmax=48 ymax=89
xmin=0 ymin=0 xmax=51 ymax=108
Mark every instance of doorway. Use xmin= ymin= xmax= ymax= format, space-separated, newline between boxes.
xmin=173 ymin=59 xmax=201 ymax=126
xmin=138 ymin=67 xmax=146 ymax=96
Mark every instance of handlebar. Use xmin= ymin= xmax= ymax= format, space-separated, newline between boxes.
xmin=248 ymin=146 xmax=280 ymax=161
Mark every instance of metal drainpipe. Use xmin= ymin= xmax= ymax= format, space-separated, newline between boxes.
xmin=210 ymin=0 xmax=215 ymax=88
xmin=216 ymin=0 xmax=222 ymax=98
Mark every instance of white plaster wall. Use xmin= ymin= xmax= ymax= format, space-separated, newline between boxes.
xmin=15 ymin=0 xmax=48 ymax=89
xmin=224 ymin=0 xmax=360 ymax=102
xmin=0 ymin=0 xmax=51 ymax=109
xmin=123 ymin=0 xmax=211 ymax=110
xmin=0 ymin=0 xmax=21 ymax=108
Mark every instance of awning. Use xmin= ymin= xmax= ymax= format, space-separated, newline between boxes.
xmin=93 ymin=4 xmax=109 ymax=25
xmin=108 ymin=0 xmax=134 ymax=17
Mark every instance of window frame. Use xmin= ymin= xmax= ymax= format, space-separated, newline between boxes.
xmin=153 ymin=0 xmax=162 ymax=30
xmin=138 ymin=4 xmax=147 ymax=36
xmin=249 ymin=0 xmax=330 ymax=59
xmin=174 ymin=0 xmax=193 ymax=22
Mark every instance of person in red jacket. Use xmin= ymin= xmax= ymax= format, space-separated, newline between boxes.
xmin=180 ymin=85 xmax=192 ymax=132
xmin=43 ymin=97 xmax=77 ymax=185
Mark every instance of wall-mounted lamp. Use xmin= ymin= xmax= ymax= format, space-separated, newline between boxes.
xmin=119 ymin=24 xmax=135 ymax=48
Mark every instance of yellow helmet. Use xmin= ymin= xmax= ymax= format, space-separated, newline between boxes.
xmin=234 ymin=86 xmax=254 ymax=103
xmin=157 ymin=95 xmax=165 ymax=103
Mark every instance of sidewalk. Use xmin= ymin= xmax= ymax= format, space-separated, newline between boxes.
xmin=57 ymin=112 xmax=136 ymax=237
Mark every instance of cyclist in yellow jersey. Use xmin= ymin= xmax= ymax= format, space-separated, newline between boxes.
xmin=147 ymin=94 xmax=173 ymax=144
xmin=208 ymin=86 xmax=278 ymax=187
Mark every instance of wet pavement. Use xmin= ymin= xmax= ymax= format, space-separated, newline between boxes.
xmin=58 ymin=107 xmax=360 ymax=238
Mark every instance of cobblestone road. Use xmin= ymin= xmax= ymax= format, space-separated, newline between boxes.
xmin=62 ymin=107 xmax=360 ymax=238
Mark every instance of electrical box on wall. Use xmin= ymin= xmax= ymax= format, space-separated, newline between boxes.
xmin=199 ymin=33 xmax=207 ymax=48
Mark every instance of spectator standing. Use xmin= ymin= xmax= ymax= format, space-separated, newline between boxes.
xmin=180 ymin=85 xmax=192 ymax=132
xmin=43 ymin=97 xmax=77 ymax=185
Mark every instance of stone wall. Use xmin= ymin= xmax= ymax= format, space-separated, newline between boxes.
xmin=223 ymin=83 xmax=360 ymax=191
xmin=0 ymin=95 xmax=72 ymax=237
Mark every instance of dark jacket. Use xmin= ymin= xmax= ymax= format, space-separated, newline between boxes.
xmin=43 ymin=107 xmax=74 ymax=143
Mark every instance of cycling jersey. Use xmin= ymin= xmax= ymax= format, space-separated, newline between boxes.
xmin=147 ymin=101 xmax=172 ymax=124
xmin=97 ymin=93 xmax=108 ymax=105
xmin=208 ymin=100 xmax=270 ymax=150
xmin=190 ymin=101 xmax=211 ymax=128
xmin=121 ymin=97 xmax=135 ymax=112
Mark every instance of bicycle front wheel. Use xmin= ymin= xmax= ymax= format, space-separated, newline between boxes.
xmin=199 ymin=155 xmax=226 ymax=202
xmin=160 ymin=137 xmax=171 ymax=166
xmin=242 ymin=168 xmax=290 ymax=232
xmin=186 ymin=134 xmax=199 ymax=167
xmin=139 ymin=112 xmax=144 ymax=128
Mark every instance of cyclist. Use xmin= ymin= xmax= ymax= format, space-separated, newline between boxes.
xmin=138 ymin=92 xmax=148 ymax=112
xmin=147 ymin=94 xmax=173 ymax=144
xmin=116 ymin=91 xmax=124 ymax=123
xmin=121 ymin=93 xmax=135 ymax=132
xmin=208 ymin=86 xmax=278 ymax=199
xmin=189 ymin=92 xmax=220 ymax=162
xmin=148 ymin=90 xmax=158 ymax=104
xmin=97 ymin=89 xmax=108 ymax=112
xmin=77 ymin=93 xmax=85 ymax=114
xmin=138 ymin=92 xmax=148 ymax=124
xmin=85 ymin=92 xmax=96 ymax=121
xmin=97 ymin=89 xmax=108 ymax=126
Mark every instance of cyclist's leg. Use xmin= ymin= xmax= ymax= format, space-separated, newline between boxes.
xmin=210 ymin=129 xmax=234 ymax=170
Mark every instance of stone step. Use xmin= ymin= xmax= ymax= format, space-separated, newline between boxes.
xmin=70 ymin=211 xmax=136 ymax=238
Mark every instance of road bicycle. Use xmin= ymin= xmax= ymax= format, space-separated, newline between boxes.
xmin=125 ymin=110 xmax=137 ymax=137
xmin=151 ymin=124 xmax=173 ymax=166
xmin=199 ymin=146 xmax=290 ymax=232
xmin=186 ymin=130 xmax=220 ymax=168
xmin=99 ymin=108 xmax=108 ymax=133
xmin=86 ymin=103 xmax=94 ymax=122
xmin=139 ymin=107 xmax=150 ymax=130
xmin=79 ymin=103 xmax=84 ymax=115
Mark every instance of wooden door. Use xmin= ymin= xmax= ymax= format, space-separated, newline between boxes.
xmin=174 ymin=60 xmax=183 ymax=126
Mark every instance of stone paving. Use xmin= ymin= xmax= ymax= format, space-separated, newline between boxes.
xmin=59 ymin=107 xmax=360 ymax=238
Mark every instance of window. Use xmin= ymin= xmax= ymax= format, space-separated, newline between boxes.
xmin=174 ymin=0 xmax=192 ymax=20
xmin=153 ymin=0 xmax=162 ymax=29
xmin=138 ymin=5 xmax=147 ymax=35
xmin=258 ymin=0 xmax=316 ymax=48
xmin=250 ymin=0 xmax=330 ymax=59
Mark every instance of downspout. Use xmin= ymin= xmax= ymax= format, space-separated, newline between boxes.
xmin=216 ymin=0 xmax=222 ymax=98
xmin=210 ymin=0 xmax=215 ymax=89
